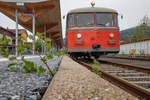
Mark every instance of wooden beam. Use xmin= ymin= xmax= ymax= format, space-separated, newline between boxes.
xmin=52 ymin=36 xmax=61 ymax=40
xmin=47 ymin=31 xmax=59 ymax=35
xmin=46 ymin=23 xmax=58 ymax=32
xmin=35 ymin=22 xmax=58 ymax=33
xmin=52 ymin=35 xmax=60 ymax=39
xmin=23 ymin=5 xmax=55 ymax=23
xmin=51 ymin=33 xmax=61 ymax=38
xmin=0 ymin=2 xmax=18 ymax=9
xmin=25 ymin=1 xmax=54 ymax=10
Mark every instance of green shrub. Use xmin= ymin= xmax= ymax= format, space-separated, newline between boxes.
xmin=93 ymin=59 xmax=101 ymax=76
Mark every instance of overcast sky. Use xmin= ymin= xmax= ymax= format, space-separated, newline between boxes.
xmin=0 ymin=0 xmax=150 ymax=38
xmin=60 ymin=0 xmax=150 ymax=37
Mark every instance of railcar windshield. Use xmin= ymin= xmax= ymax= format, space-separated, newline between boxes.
xmin=68 ymin=14 xmax=75 ymax=27
xmin=96 ymin=13 xmax=114 ymax=27
xmin=67 ymin=12 xmax=118 ymax=27
xmin=76 ymin=13 xmax=94 ymax=27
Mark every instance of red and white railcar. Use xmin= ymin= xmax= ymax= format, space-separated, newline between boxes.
xmin=66 ymin=7 xmax=120 ymax=58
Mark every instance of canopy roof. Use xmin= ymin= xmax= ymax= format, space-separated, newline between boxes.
xmin=0 ymin=0 xmax=49 ymax=3
xmin=68 ymin=7 xmax=118 ymax=14
xmin=0 ymin=0 xmax=62 ymax=47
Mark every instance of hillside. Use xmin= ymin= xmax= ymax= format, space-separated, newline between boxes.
xmin=120 ymin=27 xmax=136 ymax=41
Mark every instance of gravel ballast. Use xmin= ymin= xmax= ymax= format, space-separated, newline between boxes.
xmin=0 ymin=56 xmax=62 ymax=100
xmin=42 ymin=56 xmax=139 ymax=100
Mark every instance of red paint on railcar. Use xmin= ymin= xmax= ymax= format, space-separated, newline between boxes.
xmin=67 ymin=30 xmax=119 ymax=49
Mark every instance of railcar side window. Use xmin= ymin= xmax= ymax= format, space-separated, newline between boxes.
xmin=76 ymin=13 xmax=94 ymax=27
xmin=68 ymin=14 xmax=74 ymax=27
xmin=96 ymin=13 xmax=113 ymax=27
xmin=115 ymin=14 xmax=118 ymax=27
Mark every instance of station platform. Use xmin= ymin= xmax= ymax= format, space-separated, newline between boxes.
xmin=42 ymin=55 xmax=139 ymax=100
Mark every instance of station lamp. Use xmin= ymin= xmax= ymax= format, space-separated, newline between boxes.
xmin=16 ymin=2 xmax=27 ymax=11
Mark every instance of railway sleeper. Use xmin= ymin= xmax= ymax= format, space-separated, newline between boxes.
xmin=134 ymin=82 xmax=150 ymax=89
xmin=102 ymin=69 xmax=123 ymax=72
xmin=117 ymin=73 xmax=150 ymax=77
xmin=105 ymin=70 xmax=139 ymax=73
xmin=122 ymin=77 xmax=150 ymax=82
xmin=100 ymin=68 xmax=123 ymax=70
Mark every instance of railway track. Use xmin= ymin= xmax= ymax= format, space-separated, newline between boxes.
xmin=106 ymin=55 xmax=150 ymax=61
xmin=72 ymin=57 xmax=150 ymax=100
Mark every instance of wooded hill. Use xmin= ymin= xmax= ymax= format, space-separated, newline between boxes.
xmin=120 ymin=27 xmax=135 ymax=41
xmin=120 ymin=15 xmax=150 ymax=44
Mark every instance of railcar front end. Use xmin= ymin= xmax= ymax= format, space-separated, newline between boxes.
xmin=66 ymin=7 xmax=120 ymax=58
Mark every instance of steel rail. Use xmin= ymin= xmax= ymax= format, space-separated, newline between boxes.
xmin=72 ymin=58 xmax=150 ymax=100
xmin=98 ymin=59 xmax=150 ymax=73
xmin=106 ymin=56 xmax=150 ymax=61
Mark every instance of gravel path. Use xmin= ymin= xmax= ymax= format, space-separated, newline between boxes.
xmin=0 ymin=55 xmax=62 ymax=100
xmin=42 ymin=56 xmax=139 ymax=100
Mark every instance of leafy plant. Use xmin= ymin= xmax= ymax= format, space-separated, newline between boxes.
xmin=92 ymin=59 xmax=101 ymax=76
xmin=34 ymin=32 xmax=64 ymax=76
xmin=0 ymin=32 xmax=64 ymax=76
xmin=8 ymin=63 xmax=18 ymax=67
xmin=21 ymin=56 xmax=37 ymax=73
xmin=6 ymin=67 xmax=19 ymax=72
xmin=37 ymin=66 xmax=46 ymax=76
xmin=9 ymin=56 xmax=17 ymax=61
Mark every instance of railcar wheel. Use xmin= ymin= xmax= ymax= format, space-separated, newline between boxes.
xmin=94 ymin=55 xmax=99 ymax=59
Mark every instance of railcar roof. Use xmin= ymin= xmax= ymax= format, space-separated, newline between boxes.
xmin=68 ymin=7 xmax=117 ymax=14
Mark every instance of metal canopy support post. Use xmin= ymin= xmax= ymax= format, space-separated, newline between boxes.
xmin=51 ymin=40 xmax=53 ymax=53
xmin=32 ymin=8 xmax=35 ymax=55
xmin=55 ymin=43 xmax=57 ymax=52
xmin=44 ymin=25 xmax=46 ymax=54
xmin=44 ymin=25 xmax=46 ymax=38
xmin=15 ymin=9 xmax=18 ymax=57
xmin=51 ymin=41 xmax=53 ymax=53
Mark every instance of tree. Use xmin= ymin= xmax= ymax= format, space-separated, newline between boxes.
xmin=132 ymin=15 xmax=150 ymax=41
xmin=139 ymin=15 xmax=150 ymax=26
xmin=132 ymin=24 xmax=147 ymax=41
xmin=122 ymin=38 xmax=131 ymax=44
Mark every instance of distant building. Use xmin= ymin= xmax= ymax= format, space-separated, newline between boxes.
xmin=0 ymin=26 xmax=29 ymax=54
xmin=0 ymin=26 xmax=15 ymax=46
xmin=8 ymin=29 xmax=28 ymax=44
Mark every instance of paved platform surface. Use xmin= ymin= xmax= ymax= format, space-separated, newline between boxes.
xmin=42 ymin=56 xmax=139 ymax=100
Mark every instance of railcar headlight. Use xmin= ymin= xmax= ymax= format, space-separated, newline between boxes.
xmin=77 ymin=33 xmax=82 ymax=39
xmin=110 ymin=33 xmax=114 ymax=38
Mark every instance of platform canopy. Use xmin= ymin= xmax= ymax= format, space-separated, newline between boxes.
xmin=0 ymin=0 xmax=63 ymax=47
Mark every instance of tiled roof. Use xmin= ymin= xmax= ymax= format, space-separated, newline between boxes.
xmin=0 ymin=26 xmax=15 ymax=37
xmin=0 ymin=26 xmax=28 ymax=38
xmin=8 ymin=29 xmax=28 ymax=36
